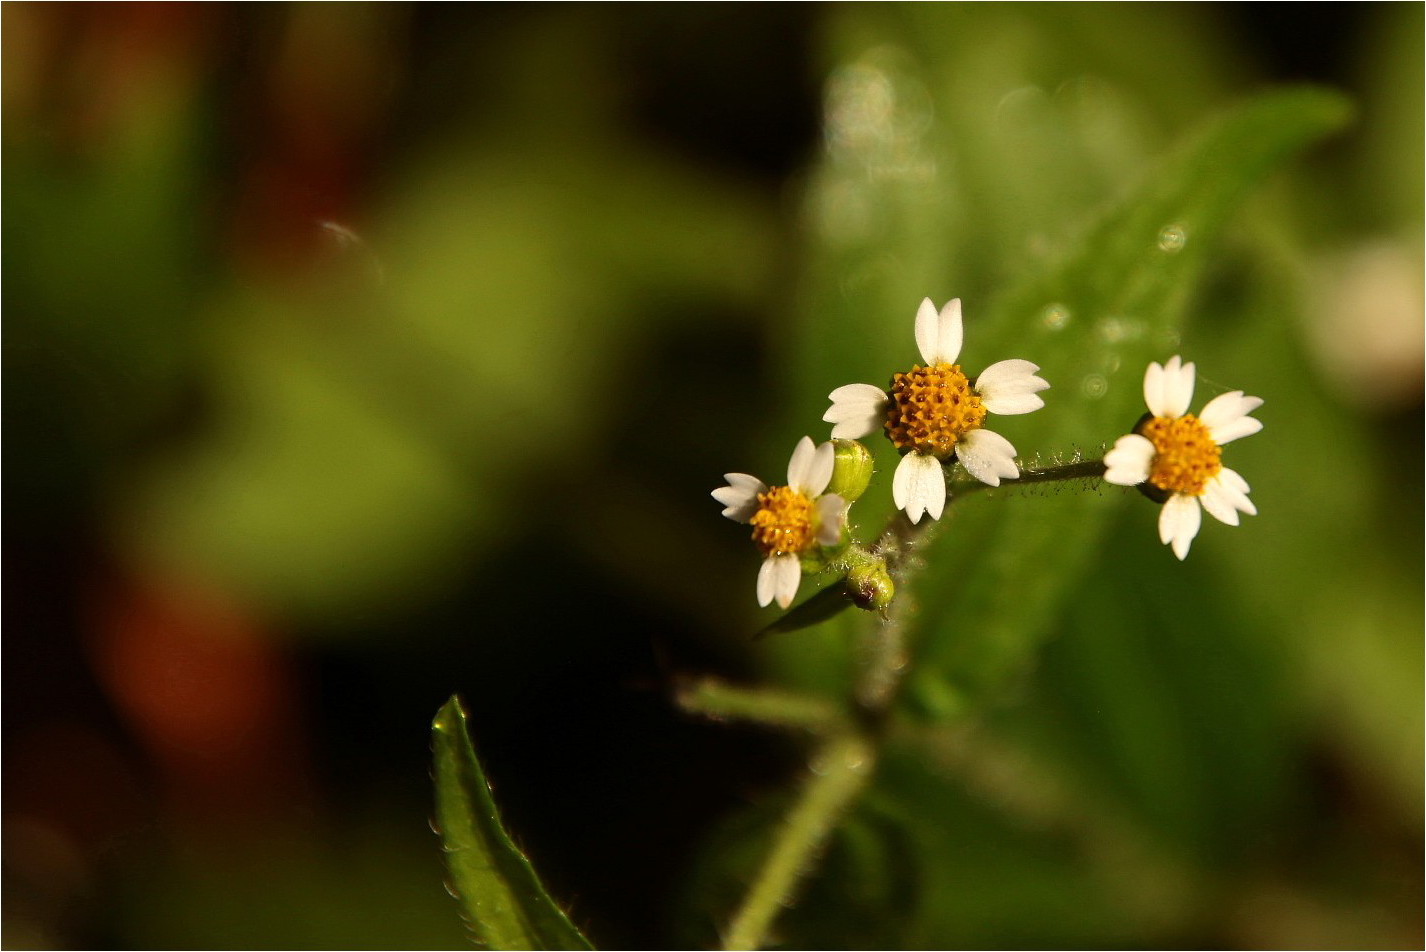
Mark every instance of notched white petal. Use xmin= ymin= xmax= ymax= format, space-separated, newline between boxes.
xmin=893 ymin=452 xmax=944 ymax=524
xmin=1158 ymin=494 xmax=1201 ymax=560
xmin=712 ymin=473 xmax=766 ymax=522
xmin=828 ymin=383 xmax=889 ymax=404
xmin=1200 ymin=390 xmax=1264 ymax=444
xmin=976 ymin=358 xmax=1050 ymax=416
xmin=786 ymin=436 xmax=817 ymax=489
xmin=828 ymin=414 xmax=883 ymax=440
xmin=1103 ymin=434 xmax=1154 ymax=486
xmin=1164 ymin=358 xmax=1195 ymax=417
xmin=914 ymin=298 xmax=940 ymax=366
xmin=815 ymin=494 xmax=846 ymax=546
xmin=805 ymin=441 xmax=836 ymax=495
xmin=957 ymin=428 xmax=1018 ymax=487
xmin=1143 ymin=360 xmax=1166 ymax=417
xmin=936 ymin=298 xmax=964 ymax=365
xmin=1215 ymin=467 xmax=1257 ymax=515
xmin=1208 ymin=415 xmax=1264 ymax=446
xmin=824 ymin=383 xmax=888 ymax=439
xmin=756 ymin=557 xmax=778 ymax=607
xmin=1198 ymin=479 xmax=1241 ymax=526
xmin=771 ymin=554 xmax=801 ymax=608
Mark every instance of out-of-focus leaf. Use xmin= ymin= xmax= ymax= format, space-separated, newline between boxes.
xmin=431 ymin=695 xmax=594 ymax=951
xmin=898 ymin=87 xmax=1351 ymax=717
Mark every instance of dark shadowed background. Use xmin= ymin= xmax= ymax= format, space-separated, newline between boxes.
xmin=4 ymin=5 xmax=1421 ymax=948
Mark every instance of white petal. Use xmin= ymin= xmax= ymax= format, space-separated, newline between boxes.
xmin=711 ymin=473 xmax=766 ymax=522
xmin=823 ymin=383 xmax=888 ymax=439
xmin=815 ymin=494 xmax=846 ymax=546
xmin=771 ymin=554 xmax=802 ymax=608
xmin=1162 ymin=356 xmax=1196 ymax=418
xmin=1102 ymin=434 xmax=1155 ymax=486
xmin=914 ymin=298 xmax=940 ymax=366
xmin=828 ymin=382 xmax=889 ymax=404
xmin=1208 ymin=415 xmax=1264 ymax=446
xmin=1198 ymin=390 xmax=1260 ymax=428
xmin=1200 ymin=391 xmax=1264 ymax=445
xmin=936 ymin=298 xmax=964 ymax=365
xmin=957 ymin=428 xmax=1019 ymax=487
xmin=756 ymin=557 xmax=778 ymax=607
xmin=1198 ymin=479 xmax=1241 ymax=526
xmin=1158 ymin=493 xmax=1202 ymax=560
xmin=786 ymin=436 xmax=817 ymax=489
xmin=1217 ymin=466 xmax=1249 ymax=493
xmin=892 ymin=452 xmax=945 ymax=523
xmin=1214 ymin=467 xmax=1257 ymax=516
xmin=976 ymin=358 xmax=1050 ymax=415
xmin=1143 ymin=360 xmax=1167 ymax=418
xmin=803 ymin=441 xmax=836 ymax=495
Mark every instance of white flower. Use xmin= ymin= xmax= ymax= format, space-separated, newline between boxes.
xmin=712 ymin=437 xmax=847 ymax=608
xmin=1103 ymin=355 xmax=1262 ymax=560
xmin=823 ymin=298 xmax=1049 ymax=523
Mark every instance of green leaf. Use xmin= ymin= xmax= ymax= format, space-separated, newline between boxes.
xmin=431 ymin=695 xmax=594 ymax=950
xmin=756 ymin=582 xmax=856 ymax=639
xmin=902 ymin=87 xmax=1351 ymax=716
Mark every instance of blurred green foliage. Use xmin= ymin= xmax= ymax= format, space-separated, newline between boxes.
xmin=3 ymin=4 xmax=1420 ymax=950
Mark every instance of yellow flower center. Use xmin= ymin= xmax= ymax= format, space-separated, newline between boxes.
xmin=885 ymin=362 xmax=987 ymax=458
xmin=1141 ymin=414 xmax=1221 ymax=495
xmin=750 ymin=486 xmax=816 ymax=557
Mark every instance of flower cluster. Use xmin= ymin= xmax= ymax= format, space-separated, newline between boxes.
xmin=713 ymin=297 xmax=1263 ymax=608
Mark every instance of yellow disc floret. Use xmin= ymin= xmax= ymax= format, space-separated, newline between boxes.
xmin=1141 ymin=414 xmax=1221 ymax=495
xmin=750 ymin=486 xmax=816 ymax=557
xmin=885 ymin=362 xmax=987 ymax=458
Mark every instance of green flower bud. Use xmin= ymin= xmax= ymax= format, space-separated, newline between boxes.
xmin=827 ymin=439 xmax=874 ymax=504
xmin=845 ymin=560 xmax=894 ymax=612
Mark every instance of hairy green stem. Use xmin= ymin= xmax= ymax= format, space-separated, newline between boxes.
xmin=722 ymin=733 xmax=874 ymax=951
xmin=949 ymin=457 xmax=1108 ymax=497
xmin=676 ymin=678 xmax=845 ymax=733
xmin=722 ymin=454 xmax=1108 ymax=949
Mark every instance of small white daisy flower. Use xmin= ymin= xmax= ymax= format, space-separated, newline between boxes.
xmin=823 ymin=298 xmax=1049 ymax=524
xmin=1103 ymin=355 xmax=1262 ymax=560
xmin=712 ymin=436 xmax=847 ymax=608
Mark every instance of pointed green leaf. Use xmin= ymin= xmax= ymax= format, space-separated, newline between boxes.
xmin=756 ymin=583 xmax=856 ymax=639
xmin=903 ymin=87 xmax=1351 ymax=715
xmin=431 ymin=695 xmax=594 ymax=950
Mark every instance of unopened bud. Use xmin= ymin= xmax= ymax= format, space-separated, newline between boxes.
xmin=845 ymin=560 xmax=894 ymax=612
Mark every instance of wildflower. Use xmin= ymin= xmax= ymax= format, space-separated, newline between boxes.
xmin=1103 ymin=356 xmax=1262 ymax=560
xmin=823 ymin=298 xmax=1049 ymax=523
xmin=712 ymin=437 xmax=847 ymax=608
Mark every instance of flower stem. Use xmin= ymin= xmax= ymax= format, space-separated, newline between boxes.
xmin=949 ymin=457 xmax=1107 ymax=497
xmin=676 ymin=678 xmax=845 ymax=733
xmin=721 ymin=454 xmax=1106 ymax=949
xmin=722 ymin=732 xmax=874 ymax=951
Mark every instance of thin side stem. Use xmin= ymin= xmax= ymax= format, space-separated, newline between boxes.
xmin=676 ymin=678 xmax=845 ymax=734
xmin=949 ymin=457 xmax=1107 ymax=497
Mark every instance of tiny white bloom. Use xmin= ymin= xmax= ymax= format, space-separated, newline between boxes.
xmin=822 ymin=297 xmax=1049 ymax=524
xmin=1103 ymin=355 xmax=1262 ymax=560
xmin=711 ymin=437 xmax=847 ymax=608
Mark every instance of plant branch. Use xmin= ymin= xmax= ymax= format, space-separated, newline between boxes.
xmin=721 ymin=733 xmax=874 ymax=951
